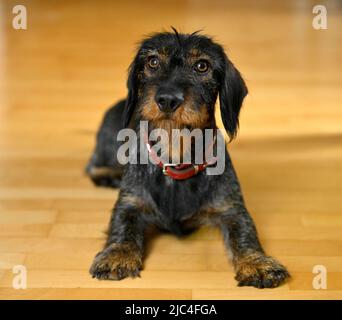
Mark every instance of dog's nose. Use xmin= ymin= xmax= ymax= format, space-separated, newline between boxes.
xmin=155 ymin=92 xmax=184 ymax=112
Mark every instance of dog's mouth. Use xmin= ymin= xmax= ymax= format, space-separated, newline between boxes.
xmin=140 ymin=92 xmax=209 ymax=130
xmin=146 ymin=104 xmax=209 ymax=127
xmin=157 ymin=110 xmax=171 ymax=118
xmin=140 ymin=100 xmax=179 ymax=121
xmin=158 ymin=110 xmax=177 ymax=120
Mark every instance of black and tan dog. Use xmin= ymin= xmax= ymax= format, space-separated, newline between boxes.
xmin=86 ymin=30 xmax=290 ymax=288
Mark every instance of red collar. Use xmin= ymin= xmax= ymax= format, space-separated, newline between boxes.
xmin=145 ymin=135 xmax=217 ymax=181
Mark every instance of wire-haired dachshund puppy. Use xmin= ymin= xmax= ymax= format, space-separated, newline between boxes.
xmin=86 ymin=30 xmax=290 ymax=288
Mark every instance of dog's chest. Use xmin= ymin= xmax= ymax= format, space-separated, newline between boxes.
xmin=145 ymin=165 xmax=213 ymax=225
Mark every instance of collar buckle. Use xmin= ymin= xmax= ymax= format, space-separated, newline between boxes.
xmin=162 ymin=163 xmax=177 ymax=176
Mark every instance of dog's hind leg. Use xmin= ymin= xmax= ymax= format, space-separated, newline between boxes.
xmin=86 ymin=100 xmax=125 ymax=188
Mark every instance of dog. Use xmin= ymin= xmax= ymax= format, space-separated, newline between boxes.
xmin=86 ymin=29 xmax=290 ymax=288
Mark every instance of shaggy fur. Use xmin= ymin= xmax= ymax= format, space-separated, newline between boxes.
xmin=87 ymin=30 xmax=289 ymax=288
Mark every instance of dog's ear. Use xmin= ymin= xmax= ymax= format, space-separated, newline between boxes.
xmin=219 ymin=57 xmax=248 ymax=139
xmin=122 ymin=55 xmax=140 ymax=127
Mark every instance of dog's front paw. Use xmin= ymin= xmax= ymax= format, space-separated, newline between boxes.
xmin=89 ymin=243 xmax=142 ymax=280
xmin=234 ymin=252 xmax=290 ymax=289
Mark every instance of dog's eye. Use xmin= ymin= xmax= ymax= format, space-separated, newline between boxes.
xmin=147 ymin=56 xmax=160 ymax=70
xmin=194 ymin=60 xmax=209 ymax=73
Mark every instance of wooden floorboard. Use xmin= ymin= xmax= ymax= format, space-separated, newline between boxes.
xmin=0 ymin=0 xmax=341 ymax=299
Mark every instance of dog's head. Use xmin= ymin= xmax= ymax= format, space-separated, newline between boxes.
xmin=123 ymin=29 xmax=248 ymax=139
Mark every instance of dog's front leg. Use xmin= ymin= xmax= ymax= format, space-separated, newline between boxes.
xmin=220 ymin=204 xmax=290 ymax=288
xmin=90 ymin=194 xmax=146 ymax=280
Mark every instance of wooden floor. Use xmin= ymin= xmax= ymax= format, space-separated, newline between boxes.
xmin=0 ymin=0 xmax=342 ymax=300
